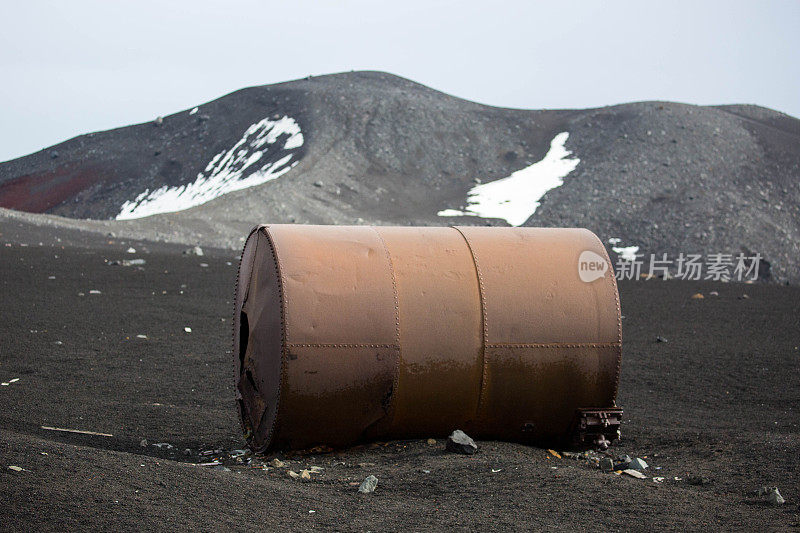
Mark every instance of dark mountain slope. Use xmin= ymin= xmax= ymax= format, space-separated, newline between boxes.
xmin=0 ymin=71 xmax=798 ymax=282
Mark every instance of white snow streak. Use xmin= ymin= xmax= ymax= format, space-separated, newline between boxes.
xmin=436 ymin=132 xmax=579 ymax=226
xmin=189 ymin=107 xmax=198 ymax=115
xmin=116 ymin=116 xmax=304 ymax=220
xmin=608 ymin=238 xmax=640 ymax=261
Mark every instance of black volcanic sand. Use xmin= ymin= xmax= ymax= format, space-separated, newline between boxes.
xmin=1 ymin=229 xmax=798 ymax=531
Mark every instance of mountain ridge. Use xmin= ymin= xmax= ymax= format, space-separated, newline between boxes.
xmin=1 ymin=71 xmax=798 ymax=282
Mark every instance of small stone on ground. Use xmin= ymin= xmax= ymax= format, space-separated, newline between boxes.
xmin=446 ymin=429 xmax=477 ymax=455
xmin=623 ymin=469 xmax=647 ymax=479
xmin=758 ymin=486 xmax=785 ymax=505
xmin=628 ymin=457 xmax=648 ymax=470
xmin=358 ymin=475 xmax=378 ymax=493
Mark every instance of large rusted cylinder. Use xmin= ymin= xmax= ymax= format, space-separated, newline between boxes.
xmin=234 ymin=224 xmax=622 ymax=452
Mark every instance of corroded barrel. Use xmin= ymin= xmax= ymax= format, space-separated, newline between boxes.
xmin=233 ymin=224 xmax=622 ymax=452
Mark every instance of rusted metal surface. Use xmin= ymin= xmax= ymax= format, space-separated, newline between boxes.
xmin=234 ymin=224 xmax=622 ymax=452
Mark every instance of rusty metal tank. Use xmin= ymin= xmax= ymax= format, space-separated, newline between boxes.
xmin=233 ymin=224 xmax=622 ymax=453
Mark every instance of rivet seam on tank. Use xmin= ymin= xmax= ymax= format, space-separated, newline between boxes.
xmin=451 ymin=226 xmax=490 ymax=416
xmin=372 ymin=227 xmax=402 ymax=420
xmin=285 ymin=343 xmax=396 ymax=348
xmin=261 ymin=225 xmax=288 ymax=450
xmin=243 ymin=225 xmax=263 ymax=304
xmin=587 ymin=230 xmax=623 ymax=398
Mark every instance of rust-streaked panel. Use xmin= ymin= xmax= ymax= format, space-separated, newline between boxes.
xmin=377 ymin=226 xmax=484 ymax=436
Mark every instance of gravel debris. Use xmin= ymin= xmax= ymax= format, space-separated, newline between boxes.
xmin=446 ymin=429 xmax=477 ymax=455
xmin=358 ymin=475 xmax=378 ymax=493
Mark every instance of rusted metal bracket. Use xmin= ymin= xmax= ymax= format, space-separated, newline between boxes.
xmin=570 ymin=408 xmax=623 ymax=450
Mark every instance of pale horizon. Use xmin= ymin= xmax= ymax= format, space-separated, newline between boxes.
xmin=1 ymin=0 xmax=798 ymax=163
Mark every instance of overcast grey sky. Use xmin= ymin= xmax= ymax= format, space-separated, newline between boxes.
xmin=1 ymin=0 xmax=798 ymax=163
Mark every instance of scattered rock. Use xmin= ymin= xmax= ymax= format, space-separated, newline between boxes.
xmin=200 ymin=449 xmax=222 ymax=456
xmin=547 ymin=449 xmax=562 ymax=459
xmin=656 ymin=336 xmax=668 ymax=343
xmin=691 ymin=293 xmax=704 ymax=299
xmin=709 ymin=291 xmax=719 ymax=296
xmin=313 ymin=181 xmax=324 ymax=188
xmin=109 ymin=259 xmax=146 ymax=267
xmin=614 ymin=455 xmax=632 ymax=470
xmin=154 ymin=116 xmax=163 ymax=126
xmin=688 ymin=475 xmax=711 ymax=486
xmin=739 ymin=294 xmax=750 ymax=300
xmin=426 ymin=438 xmax=437 ymax=446
xmin=767 ymin=490 xmax=785 ymax=505
xmin=269 ymin=458 xmax=286 ymax=468
xmin=758 ymin=486 xmax=785 ymax=505
xmin=287 ymin=470 xmax=300 ymax=479
xmin=184 ymin=246 xmax=204 ymax=256
xmin=213 ymin=465 xmax=231 ymax=472
xmin=599 ymin=457 xmax=614 ymax=471
xmin=126 ymin=247 xmax=136 ymax=254
xmin=300 ymin=470 xmax=312 ymax=481
xmin=628 ymin=457 xmax=648 ymax=470
xmin=446 ymin=429 xmax=477 ymax=455
xmin=184 ymin=327 xmax=192 ymax=333
xmin=623 ymin=469 xmax=647 ymax=479
xmin=140 ymin=439 xmax=148 ymax=447
xmin=89 ymin=290 xmax=102 ymax=295
xmin=358 ymin=475 xmax=378 ymax=493
xmin=136 ymin=334 xmax=148 ymax=340
xmin=767 ymin=487 xmax=786 ymax=505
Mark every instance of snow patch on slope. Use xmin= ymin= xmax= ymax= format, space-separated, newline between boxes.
xmin=608 ymin=238 xmax=640 ymax=261
xmin=437 ymin=132 xmax=579 ymax=226
xmin=116 ymin=116 xmax=304 ymax=220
